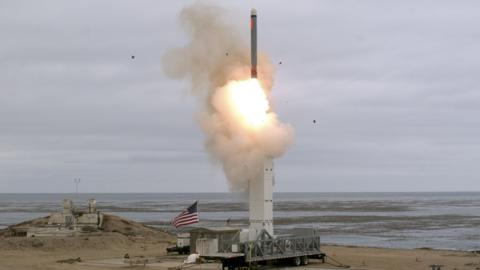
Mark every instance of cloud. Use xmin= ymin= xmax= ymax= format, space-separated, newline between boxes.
xmin=1 ymin=0 xmax=480 ymax=192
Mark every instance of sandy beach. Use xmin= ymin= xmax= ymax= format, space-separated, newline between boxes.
xmin=1 ymin=213 xmax=479 ymax=270
xmin=0 ymin=214 xmax=175 ymax=270
xmin=0 ymin=234 xmax=171 ymax=270
xmin=322 ymin=245 xmax=480 ymax=270
xmin=1 ymin=234 xmax=479 ymax=270
xmin=1 ymin=197 xmax=479 ymax=270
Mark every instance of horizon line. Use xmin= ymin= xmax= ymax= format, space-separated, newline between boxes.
xmin=1 ymin=191 xmax=479 ymax=194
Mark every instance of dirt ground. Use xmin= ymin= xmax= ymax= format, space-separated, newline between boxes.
xmin=0 ymin=214 xmax=175 ymax=270
xmin=1 ymin=241 xmax=479 ymax=270
xmin=321 ymin=245 xmax=480 ymax=270
xmin=1 ymin=215 xmax=479 ymax=270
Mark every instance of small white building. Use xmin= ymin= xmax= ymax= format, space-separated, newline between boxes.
xmin=27 ymin=199 xmax=104 ymax=237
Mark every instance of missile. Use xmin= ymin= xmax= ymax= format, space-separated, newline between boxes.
xmin=250 ymin=8 xmax=257 ymax=78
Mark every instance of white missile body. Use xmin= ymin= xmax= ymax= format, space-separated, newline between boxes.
xmin=248 ymin=9 xmax=274 ymax=241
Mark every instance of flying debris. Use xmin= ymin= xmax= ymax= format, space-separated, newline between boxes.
xmin=313 ymin=120 xmax=316 ymax=124
xmin=279 ymin=61 xmax=282 ymax=65
xmin=131 ymin=55 xmax=135 ymax=59
xmin=225 ymin=52 xmax=229 ymax=56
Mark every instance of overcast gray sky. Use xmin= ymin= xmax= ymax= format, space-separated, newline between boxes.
xmin=1 ymin=0 xmax=479 ymax=193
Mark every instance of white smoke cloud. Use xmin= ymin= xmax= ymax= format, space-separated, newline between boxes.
xmin=162 ymin=2 xmax=293 ymax=191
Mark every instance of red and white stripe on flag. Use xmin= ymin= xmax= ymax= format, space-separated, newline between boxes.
xmin=171 ymin=201 xmax=199 ymax=228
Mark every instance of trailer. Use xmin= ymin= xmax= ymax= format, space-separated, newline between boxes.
xmin=242 ymin=233 xmax=324 ymax=264
xmin=191 ymin=228 xmax=325 ymax=269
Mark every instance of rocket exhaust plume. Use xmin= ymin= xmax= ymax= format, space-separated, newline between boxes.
xmin=162 ymin=2 xmax=293 ymax=191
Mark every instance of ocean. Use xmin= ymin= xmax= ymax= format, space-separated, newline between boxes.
xmin=0 ymin=192 xmax=479 ymax=251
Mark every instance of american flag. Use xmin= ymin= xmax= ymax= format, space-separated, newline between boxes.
xmin=171 ymin=201 xmax=199 ymax=228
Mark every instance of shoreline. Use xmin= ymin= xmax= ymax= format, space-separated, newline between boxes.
xmin=323 ymin=242 xmax=480 ymax=253
xmin=2 ymin=191 xmax=480 ymax=194
xmin=2 ymin=193 xmax=479 ymax=253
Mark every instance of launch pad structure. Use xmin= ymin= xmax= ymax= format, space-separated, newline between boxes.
xmin=190 ymin=155 xmax=322 ymax=267
xmin=248 ymin=158 xmax=274 ymax=241
xmin=182 ymin=9 xmax=324 ymax=268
